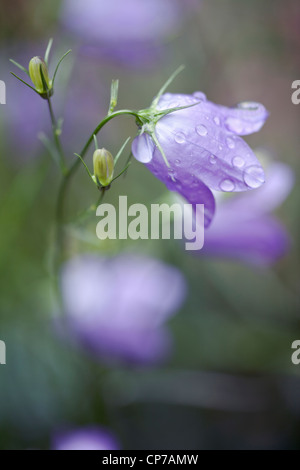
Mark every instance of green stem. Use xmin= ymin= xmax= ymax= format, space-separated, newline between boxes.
xmin=54 ymin=109 xmax=138 ymax=266
xmin=47 ymin=97 xmax=67 ymax=174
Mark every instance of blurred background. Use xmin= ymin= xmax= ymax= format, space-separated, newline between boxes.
xmin=0 ymin=0 xmax=300 ymax=450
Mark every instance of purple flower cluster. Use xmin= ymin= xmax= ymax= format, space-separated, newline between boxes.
xmin=132 ymin=92 xmax=269 ymax=227
xmin=61 ymin=254 xmax=186 ymax=364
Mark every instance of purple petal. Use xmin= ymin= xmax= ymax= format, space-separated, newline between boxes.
xmin=224 ymin=162 xmax=295 ymax=215
xmin=132 ymin=133 xmax=155 ymax=163
xmin=146 ymin=162 xmax=216 ymax=228
xmin=202 ymin=162 xmax=294 ymax=266
xmin=152 ymin=93 xmax=267 ymax=193
xmin=204 ymin=214 xmax=290 ymax=267
xmin=218 ymin=101 xmax=269 ymax=136
xmin=61 ymin=0 xmax=190 ymax=42
xmin=53 ymin=427 xmax=120 ymax=451
xmin=60 ymin=255 xmax=186 ymax=364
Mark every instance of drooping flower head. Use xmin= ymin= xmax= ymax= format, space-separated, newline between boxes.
xmin=132 ymin=90 xmax=269 ymax=227
xmin=53 ymin=427 xmax=120 ymax=450
xmin=61 ymin=254 xmax=187 ymax=364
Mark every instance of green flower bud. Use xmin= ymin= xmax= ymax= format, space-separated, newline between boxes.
xmin=28 ymin=56 xmax=52 ymax=96
xmin=93 ymin=148 xmax=115 ymax=187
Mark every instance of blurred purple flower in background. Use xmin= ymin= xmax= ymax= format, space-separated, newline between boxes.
xmin=53 ymin=426 xmax=120 ymax=450
xmin=203 ymin=162 xmax=294 ymax=266
xmin=61 ymin=255 xmax=187 ymax=365
xmin=132 ymin=92 xmax=269 ymax=227
xmin=60 ymin=0 xmax=199 ymax=66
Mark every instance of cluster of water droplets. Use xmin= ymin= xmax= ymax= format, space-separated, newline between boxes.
xmin=164 ymin=97 xmax=265 ymax=193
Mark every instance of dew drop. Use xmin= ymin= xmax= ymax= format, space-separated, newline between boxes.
xmin=220 ymin=179 xmax=236 ymax=192
xmin=243 ymin=165 xmax=265 ymax=188
xmin=175 ymin=133 xmax=186 ymax=144
xmin=209 ymin=155 xmax=217 ymax=165
xmin=193 ymin=91 xmax=207 ymax=101
xmin=232 ymin=156 xmax=245 ymax=168
xmin=226 ymin=137 xmax=235 ymax=149
xmin=214 ymin=116 xmax=221 ymax=126
xmin=196 ymin=125 xmax=208 ymax=137
xmin=175 ymin=159 xmax=181 ymax=166
xmin=237 ymin=101 xmax=260 ymax=111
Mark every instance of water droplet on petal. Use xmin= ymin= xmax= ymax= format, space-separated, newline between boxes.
xmin=226 ymin=137 xmax=235 ymax=149
xmin=175 ymin=159 xmax=181 ymax=166
xmin=193 ymin=91 xmax=207 ymax=101
xmin=175 ymin=133 xmax=186 ymax=144
xmin=196 ymin=125 xmax=208 ymax=137
xmin=232 ymin=156 xmax=245 ymax=168
xmin=214 ymin=117 xmax=221 ymax=126
xmin=209 ymin=155 xmax=217 ymax=165
xmin=220 ymin=179 xmax=236 ymax=192
xmin=243 ymin=165 xmax=265 ymax=188
xmin=219 ymin=145 xmax=223 ymax=151
xmin=237 ymin=101 xmax=260 ymax=111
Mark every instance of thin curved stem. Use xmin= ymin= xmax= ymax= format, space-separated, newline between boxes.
xmin=47 ymin=97 xmax=67 ymax=174
xmin=54 ymin=109 xmax=138 ymax=267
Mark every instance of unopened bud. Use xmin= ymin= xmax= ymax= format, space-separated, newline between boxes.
xmin=93 ymin=148 xmax=115 ymax=187
xmin=29 ymin=57 xmax=52 ymax=96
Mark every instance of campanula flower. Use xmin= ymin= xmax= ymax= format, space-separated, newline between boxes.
xmin=53 ymin=427 xmax=120 ymax=450
xmin=132 ymin=92 xmax=269 ymax=227
xmin=61 ymin=255 xmax=187 ymax=364
xmin=203 ymin=162 xmax=294 ymax=266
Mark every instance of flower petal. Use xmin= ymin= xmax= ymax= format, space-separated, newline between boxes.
xmin=146 ymin=155 xmax=216 ymax=227
xmin=215 ymin=101 xmax=269 ymax=136
xmin=204 ymin=214 xmax=290 ymax=266
xmin=53 ymin=427 xmax=120 ymax=451
xmin=132 ymin=133 xmax=155 ymax=163
xmin=225 ymin=162 xmax=295 ymax=215
xmin=154 ymin=94 xmax=266 ymax=192
xmin=61 ymin=255 xmax=186 ymax=364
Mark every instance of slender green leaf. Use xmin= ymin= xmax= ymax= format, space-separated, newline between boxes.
xmin=44 ymin=38 xmax=53 ymax=65
xmin=74 ymin=153 xmax=94 ymax=181
xmin=9 ymin=59 xmax=29 ymax=76
xmin=52 ymin=50 xmax=72 ymax=86
xmin=10 ymin=72 xmax=39 ymax=94
xmin=114 ymin=137 xmax=131 ymax=166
